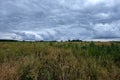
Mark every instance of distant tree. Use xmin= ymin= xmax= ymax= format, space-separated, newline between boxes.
xmin=69 ymin=39 xmax=82 ymax=42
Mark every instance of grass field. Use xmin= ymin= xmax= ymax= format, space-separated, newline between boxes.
xmin=0 ymin=41 xmax=120 ymax=80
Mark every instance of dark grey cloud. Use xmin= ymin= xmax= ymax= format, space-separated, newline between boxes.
xmin=0 ymin=0 xmax=120 ymax=41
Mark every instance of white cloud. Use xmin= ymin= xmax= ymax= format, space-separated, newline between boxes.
xmin=93 ymin=21 xmax=120 ymax=38
xmin=86 ymin=0 xmax=104 ymax=5
xmin=95 ymin=13 xmax=110 ymax=19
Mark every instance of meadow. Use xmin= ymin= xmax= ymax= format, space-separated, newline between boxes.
xmin=0 ymin=41 xmax=120 ymax=80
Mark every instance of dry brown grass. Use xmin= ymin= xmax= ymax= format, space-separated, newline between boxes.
xmin=0 ymin=42 xmax=120 ymax=80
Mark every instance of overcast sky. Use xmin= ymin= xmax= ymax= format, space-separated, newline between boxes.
xmin=0 ymin=0 xmax=120 ymax=41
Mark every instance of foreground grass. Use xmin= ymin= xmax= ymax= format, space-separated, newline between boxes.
xmin=0 ymin=42 xmax=120 ymax=80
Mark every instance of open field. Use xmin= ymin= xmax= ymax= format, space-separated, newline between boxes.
xmin=0 ymin=41 xmax=120 ymax=80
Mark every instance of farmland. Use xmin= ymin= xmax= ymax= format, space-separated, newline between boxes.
xmin=0 ymin=41 xmax=120 ymax=80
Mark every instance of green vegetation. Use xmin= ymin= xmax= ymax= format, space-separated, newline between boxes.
xmin=0 ymin=42 xmax=120 ymax=80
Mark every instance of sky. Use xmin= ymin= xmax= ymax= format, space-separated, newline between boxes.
xmin=0 ymin=0 xmax=120 ymax=41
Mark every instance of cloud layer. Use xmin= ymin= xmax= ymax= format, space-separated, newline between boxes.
xmin=0 ymin=0 xmax=120 ymax=41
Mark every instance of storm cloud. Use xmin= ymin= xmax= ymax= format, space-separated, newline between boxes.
xmin=0 ymin=0 xmax=120 ymax=41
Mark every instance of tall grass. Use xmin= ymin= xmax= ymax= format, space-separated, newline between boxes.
xmin=0 ymin=42 xmax=120 ymax=80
